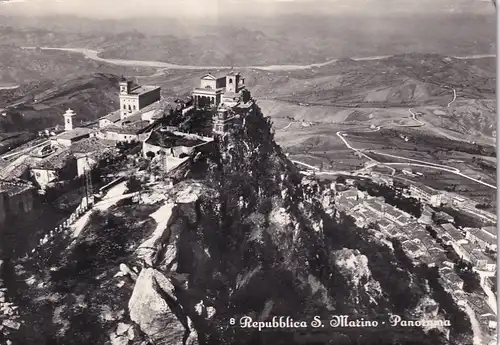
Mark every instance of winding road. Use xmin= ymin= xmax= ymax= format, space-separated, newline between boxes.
xmin=0 ymin=85 xmax=19 ymax=90
xmin=447 ymin=88 xmax=457 ymax=107
xmin=336 ymin=130 xmax=497 ymax=190
xmin=20 ymin=46 xmax=493 ymax=190
xmin=22 ymin=46 xmax=496 ymax=72
xmin=406 ymin=108 xmax=425 ymax=127
xmin=1 ymin=140 xmax=49 ymax=160
xmin=280 ymin=101 xmax=495 ymax=190
xmin=465 ymin=304 xmax=484 ymax=345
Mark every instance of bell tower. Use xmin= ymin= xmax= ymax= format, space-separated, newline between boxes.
xmin=213 ymin=108 xmax=228 ymax=135
xmin=63 ymin=108 xmax=76 ymax=131
xmin=225 ymin=72 xmax=240 ymax=93
xmin=119 ymin=77 xmax=132 ymax=95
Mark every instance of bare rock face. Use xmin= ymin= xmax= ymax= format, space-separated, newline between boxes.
xmin=110 ymin=332 xmax=130 ymax=345
xmin=129 ymin=268 xmax=198 ymax=345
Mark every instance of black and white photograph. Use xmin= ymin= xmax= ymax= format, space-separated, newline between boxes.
xmin=0 ymin=0 xmax=497 ymax=344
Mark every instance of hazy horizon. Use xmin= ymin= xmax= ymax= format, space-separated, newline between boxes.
xmin=0 ymin=0 xmax=495 ymax=19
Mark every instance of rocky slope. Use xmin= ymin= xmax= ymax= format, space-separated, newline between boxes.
xmin=1 ymin=104 xmax=473 ymax=345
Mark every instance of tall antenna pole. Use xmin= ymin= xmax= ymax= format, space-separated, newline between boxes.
xmin=163 ymin=152 xmax=167 ymax=177
xmin=84 ymin=155 xmax=93 ymax=206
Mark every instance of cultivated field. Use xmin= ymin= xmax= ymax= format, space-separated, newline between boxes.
xmin=398 ymin=168 xmax=496 ymax=210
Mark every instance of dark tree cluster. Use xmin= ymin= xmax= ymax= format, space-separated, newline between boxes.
xmin=356 ymin=180 xmax=423 ymax=218
xmin=475 ymin=203 xmax=492 ymax=210
xmin=454 ymin=260 xmax=482 ymax=293
xmin=125 ymin=175 xmax=142 ymax=193
xmin=418 ymin=265 xmax=473 ymax=342
xmin=424 ymin=226 xmax=481 ymax=293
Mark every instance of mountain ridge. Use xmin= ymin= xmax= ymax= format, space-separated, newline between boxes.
xmin=2 ymin=103 xmax=473 ymax=345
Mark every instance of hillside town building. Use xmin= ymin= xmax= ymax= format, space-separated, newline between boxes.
xmin=362 ymin=199 xmax=411 ymax=226
xmin=192 ymin=72 xmax=246 ymax=109
xmin=213 ymin=106 xmax=239 ymax=135
xmin=408 ymin=184 xmax=444 ymax=207
xmin=470 ymin=249 xmax=496 ymax=272
xmin=0 ymin=180 xmax=35 ymax=225
xmin=142 ymin=129 xmax=213 ymax=171
xmin=119 ymin=78 xmax=161 ymax=121
xmin=465 ymin=227 xmax=497 ymax=251
xmin=97 ymin=80 xmax=168 ymax=142
xmin=51 ymin=109 xmax=96 ymax=147
xmin=30 ymin=148 xmax=73 ymax=188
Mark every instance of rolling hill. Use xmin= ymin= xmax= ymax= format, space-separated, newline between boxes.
xmin=0 ymin=5 xmax=495 ymax=67
xmin=256 ymin=54 xmax=496 ymax=107
xmin=0 ymin=73 xmax=121 ymax=132
xmin=0 ymin=52 xmax=495 ymax=144
xmin=0 ymin=45 xmax=156 ymax=86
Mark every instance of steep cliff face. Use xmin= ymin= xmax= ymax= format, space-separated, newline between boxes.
xmin=4 ymin=104 xmax=471 ymax=345
xmin=122 ymin=105 xmax=467 ymax=345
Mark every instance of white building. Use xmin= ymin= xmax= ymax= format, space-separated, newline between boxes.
xmin=465 ymin=227 xmax=497 ymax=251
xmin=119 ymin=78 xmax=161 ymax=121
xmin=409 ymin=184 xmax=443 ymax=207
xmin=192 ymin=71 xmax=246 ymax=109
xmin=51 ymin=109 xmax=96 ymax=147
xmin=452 ymin=196 xmax=466 ymax=207
xmin=470 ymin=249 xmax=496 ymax=272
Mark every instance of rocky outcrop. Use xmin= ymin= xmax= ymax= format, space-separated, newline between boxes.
xmin=3 ymin=103 xmax=472 ymax=345
xmin=119 ymin=104 xmax=470 ymax=345
xmin=129 ymin=268 xmax=198 ymax=345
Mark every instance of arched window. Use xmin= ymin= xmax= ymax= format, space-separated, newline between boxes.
xmin=123 ymin=104 xmax=126 ymax=109
xmin=229 ymin=78 xmax=233 ymax=84
xmin=205 ymin=85 xmax=212 ymax=89
xmin=133 ymin=105 xmax=136 ymax=110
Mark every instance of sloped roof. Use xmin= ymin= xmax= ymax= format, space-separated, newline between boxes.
xmin=100 ymin=110 xmax=121 ymax=123
xmin=128 ymin=84 xmax=160 ymax=96
xmin=471 ymin=250 xmax=495 ymax=264
xmin=365 ymin=199 xmax=384 ymax=213
xmin=482 ymin=226 xmax=496 ymax=237
xmin=404 ymin=241 xmax=422 ymax=253
xmin=56 ymin=127 xmax=94 ymax=141
xmin=32 ymin=149 xmax=72 ymax=170
xmin=378 ymin=219 xmax=393 ymax=228
xmin=385 ymin=205 xmax=405 ymax=219
xmin=0 ymin=157 xmax=34 ymax=180
xmin=0 ymin=180 xmax=35 ymax=196
xmin=70 ymin=137 xmax=115 ymax=154
xmin=202 ymin=72 xmax=228 ymax=80
xmin=469 ymin=228 xmax=496 ymax=244
xmin=105 ymin=121 xmax=151 ymax=135
xmin=441 ymin=270 xmax=463 ymax=284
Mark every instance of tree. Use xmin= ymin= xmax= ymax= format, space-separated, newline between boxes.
xmin=126 ymin=176 xmax=142 ymax=193
xmin=336 ymin=175 xmax=346 ymax=184
xmin=146 ymin=151 xmax=155 ymax=160
xmin=475 ymin=203 xmax=491 ymax=210
xmin=241 ymin=89 xmax=251 ymax=103
xmin=56 ymin=156 xmax=78 ymax=181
